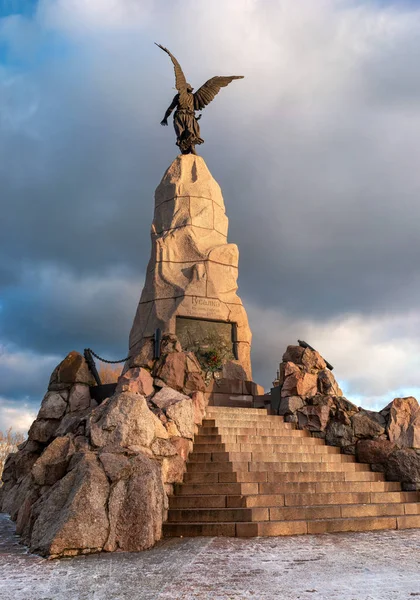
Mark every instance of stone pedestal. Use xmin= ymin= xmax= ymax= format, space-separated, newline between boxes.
xmin=128 ymin=154 xmax=252 ymax=379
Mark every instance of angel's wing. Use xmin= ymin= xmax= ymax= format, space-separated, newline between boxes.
xmin=194 ymin=76 xmax=244 ymax=111
xmin=155 ymin=43 xmax=188 ymax=96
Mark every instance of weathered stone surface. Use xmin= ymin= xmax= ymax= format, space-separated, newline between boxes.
xmin=278 ymin=396 xmax=305 ymax=417
xmin=356 ymin=439 xmax=396 ymax=465
xmin=386 ymin=397 xmax=420 ymax=448
xmin=32 ymin=437 xmax=73 ymax=486
xmin=90 ymin=393 xmax=161 ymax=449
xmin=104 ymin=453 xmax=164 ymax=553
xmin=129 ymin=338 xmax=155 ymax=370
xmin=68 ymin=384 xmax=91 ymax=412
xmin=352 ymin=411 xmax=385 ymax=439
xmin=166 ymin=398 xmax=194 ymax=439
xmin=162 ymin=455 xmax=186 ymax=484
xmin=281 ymin=372 xmax=318 ymax=399
xmin=222 ymin=361 xmax=247 ymax=380
xmin=152 ymin=387 xmax=190 ymax=410
xmin=325 ymin=421 xmax=356 ymax=452
xmin=150 ymin=438 xmax=178 ymax=457
xmin=30 ymin=454 xmax=109 ymax=557
xmin=301 ymin=348 xmax=326 ymax=372
xmin=50 ymin=352 xmax=96 ymax=387
xmin=191 ymin=390 xmax=207 ymax=425
xmin=297 ymin=405 xmax=331 ymax=432
xmin=116 ymin=367 xmax=155 ymax=397
xmin=127 ymin=155 xmax=252 ymax=380
xmin=99 ymin=453 xmax=131 ymax=483
xmin=282 ymin=345 xmax=305 ymax=365
xmin=317 ymin=370 xmax=342 ymax=396
xmin=28 ymin=419 xmax=60 ymax=444
xmin=38 ymin=392 xmax=68 ymax=420
xmin=385 ymin=448 xmax=420 ymax=483
xmin=55 ymin=414 xmax=86 ymax=437
xmin=154 ymin=352 xmax=187 ymax=392
xmin=170 ymin=437 xmax=193 ymax=460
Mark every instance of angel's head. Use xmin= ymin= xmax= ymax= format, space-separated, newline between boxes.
xmin=187 ymin=83 xmax=194 ymax=92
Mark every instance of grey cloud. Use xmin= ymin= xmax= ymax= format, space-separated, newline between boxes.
xmin=2 ymin=0 xmax=420 ymax=405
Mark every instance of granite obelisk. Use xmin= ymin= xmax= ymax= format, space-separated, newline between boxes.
xmin=128 ymin=154 xmax=252 ymax=379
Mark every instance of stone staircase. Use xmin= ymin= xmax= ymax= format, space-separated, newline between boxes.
xmin=163 ymin=406 xmax=420 ymax=537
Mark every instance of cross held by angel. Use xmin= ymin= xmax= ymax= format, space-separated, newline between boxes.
xmin=156 ymin=43 xmax=244 ymax=155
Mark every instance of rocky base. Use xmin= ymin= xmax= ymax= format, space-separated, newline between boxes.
xmin=0 ymin=336 xmax=210 ymax=558
xmin=277 ymin=345 xmax=420 ymax=490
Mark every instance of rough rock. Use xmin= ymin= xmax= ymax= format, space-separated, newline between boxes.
xmin=325 ymin=421 xmax=356 ymax=453
xmin=385 ymin=448 xmax=420 ymax=484
xmin=28 ymin=419 xmax=60 ymax=444
xmin=104 ymin=453 xmax=164 ymax=553
xmin=170 ymin=437 xmax=193 ymax=461
xmin=191 ymin=391 xmax=207 ymax=425
xmin=99 ymin=453 xmax=131 ymax=483
xmin=127 ymin=155 xmax=252 ymax=380
xmin=162 ymin=455 xmax=186 ymax=483
xmin=115 ymin=367 xmax=155 ymax=397
xmin=317 ymin=370 xmax=342 ymax=396
xmin=152 ymin=386 xmax=190 ymax=410
xmin=281 ymin=372 xmax=318 ymax=398
xmin=151 ymin=438 xmax=178 ymax=457
xmin=301 ymin=348 xmax=327 ymax=372
xmin=49 ymin=351 xmax=96 ymax=388
xmin=38 ymin=392 xmax=68 ymax=420
xmin=386 ymin=397 xmax=420 ymax=448
xmin=356 ymin=439 xmax=396 ymax=465
xmin=32 ymin=437 xmax=74 ymax=486
xmin=30 ymin=453 xmax=109 ymax=557
xmin=68 ymin=384 xmax=91 ymax=412
xmin=90 ymin=393 xmax=162 ymax=449
xmin=282 ymin=345 xmax=305 ymax=365
xmin=166 ymin=398 xmax=194 ymax=439
xmin=278 ymin=396 xmax=305 ymax=417
xmin=297 ymin=405 xmax=331 ymax=432
xmin=351 ymin=411 xmax=385 ymax=439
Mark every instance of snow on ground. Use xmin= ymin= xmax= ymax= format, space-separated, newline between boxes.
xmin=0 ymin=513 xmax=419 ymax=600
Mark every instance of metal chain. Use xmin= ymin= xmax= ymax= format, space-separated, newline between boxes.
xmin=86 ymin=348 xmax=131 ymax=364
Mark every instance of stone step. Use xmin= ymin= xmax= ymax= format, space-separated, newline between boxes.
xmin=167 ymin=507 xmax=269 ymax=523
xmin=238 ymin=491 xmax=419 ymax=508
xmin=167 ymin=502 xmax=417 ymax=523
xmin=194 ymin=434 xmax=321 ymax=445
xmin=191 ymin=443 xmax=341 ymax=454
xmin=172 ymin=481 xmax=402 ymax=501
xmin=202 ymin=417 xmax=290 ymax=427
xmin=186 ymin=460 xmax=372 ymax=473
xmin=163 ymin=515 xmax=420 ymax=538
xmin=183 ymin=470 xmax=386 ymax=484
xmin=206 ymin=407 xmax=270 ymax=416
xmin=188 ymin=451 xmax=355 ymax=463
xmin=169 ymin=490 xmax=419 ymax=509
xmin=198 ymin=426 xmax=310 ymax=437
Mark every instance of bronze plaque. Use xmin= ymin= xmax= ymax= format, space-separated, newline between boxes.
xmin=176 ymin=317 xmax=234 ymax=357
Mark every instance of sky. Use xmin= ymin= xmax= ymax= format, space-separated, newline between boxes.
xmin=1 ymin=0 xmax=420 ymax=432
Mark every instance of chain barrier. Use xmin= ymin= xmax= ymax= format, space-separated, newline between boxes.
xmin=85 ymin=348 xmax=131 ymax=364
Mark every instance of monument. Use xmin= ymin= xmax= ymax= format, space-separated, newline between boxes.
xmin=128 ymin=154 xmax=252 ymax=381
xmin=128 ymin=45 xmax=252 ymax=383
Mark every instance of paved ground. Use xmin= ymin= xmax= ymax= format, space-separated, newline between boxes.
xmin=1 ymin=513 xmax=419 ymax=600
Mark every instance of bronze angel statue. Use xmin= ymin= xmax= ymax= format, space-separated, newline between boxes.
xmin=156 ymin=43 xmax=243 ymax=155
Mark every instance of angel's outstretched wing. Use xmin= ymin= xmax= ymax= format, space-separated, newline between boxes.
xmin=194 ymin=76 xmax=244 ymax=111
xmin=155 ymin=43 xmax=188 ymax=101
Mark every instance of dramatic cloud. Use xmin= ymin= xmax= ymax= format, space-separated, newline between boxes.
xmin=2 ymin=0 xmax=420 ymax=431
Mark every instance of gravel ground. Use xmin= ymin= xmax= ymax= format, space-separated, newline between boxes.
xmin=1 ymin=513 xmax=419 ymax=600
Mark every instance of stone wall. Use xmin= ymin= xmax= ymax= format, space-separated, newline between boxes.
xmin=0 ymin=337 xmax=208 ymax=558
xmin=277 ymin=345 xmax=420 ymax=490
